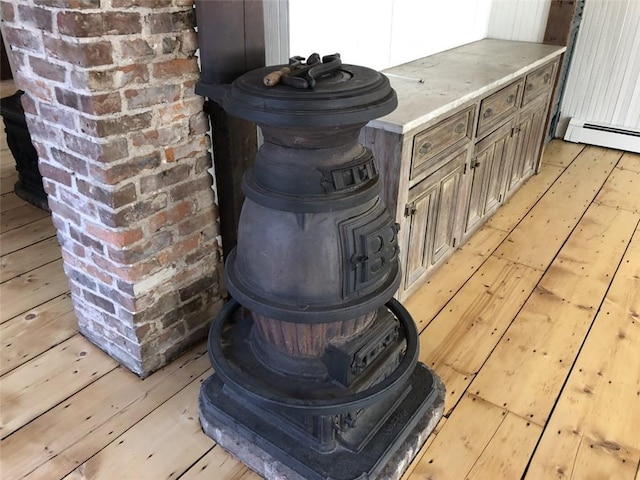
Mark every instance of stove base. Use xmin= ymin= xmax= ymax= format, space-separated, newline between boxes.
xmin=199 ymin=364 xmax=445 ymax=480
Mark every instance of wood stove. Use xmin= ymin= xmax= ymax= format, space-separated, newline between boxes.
xmin=197 ymin=55 xmax=444 ymax=480
xmin=0 ymin=90 xmax=49 ymax=211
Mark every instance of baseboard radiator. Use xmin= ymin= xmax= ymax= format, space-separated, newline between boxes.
xmin=564 ymin=118 xmax=640 ymax=153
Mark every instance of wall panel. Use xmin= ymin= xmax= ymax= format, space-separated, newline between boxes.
xmin=558 ymin=0 xmax=640 ymax=133
xmin=288 ymin=0 xmax=492 ymax=71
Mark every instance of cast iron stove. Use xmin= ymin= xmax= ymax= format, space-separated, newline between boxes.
xmin=198 ymin=55 xmax=445 ymax=480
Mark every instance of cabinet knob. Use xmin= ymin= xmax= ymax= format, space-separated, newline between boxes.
xmin=419 ymin=142 xmax=431 ymax=155
xmin=506 ymin=94 xmax=515 ymax=104
xmin=472 ymin=160 xmax=481 ymax=169
xmin=483 ymin=108 xmax=493 ymax=119
xmin=543 ymin=73 xmax=551 ymax=84
xmin=526 ymin=83 xmax=534 ymax=91
xmin=454 ymin=123 xmax=465 ymax=134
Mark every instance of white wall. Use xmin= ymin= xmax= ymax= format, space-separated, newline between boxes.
xmin=486 ymin=0 xmax=551 ymax=43
xmin=558 ymin=0 xmax=640 ymax=133
xmin=288 ymin=0 xmax=493 ymax=71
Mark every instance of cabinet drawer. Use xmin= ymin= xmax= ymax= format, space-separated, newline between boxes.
xmin=411 ymin=106 xmax=474 ymax=182
xmin=477 ymin=80 xmax=523 ymax=138
xmin=522 ymin=61 xmax=556 ymax=107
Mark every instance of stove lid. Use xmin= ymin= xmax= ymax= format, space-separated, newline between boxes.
xmin=222 ymin=58 xmax=397 ymax=127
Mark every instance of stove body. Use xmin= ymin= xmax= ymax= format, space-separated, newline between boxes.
xmin=198 ymin=57 xmax=444 ymax=480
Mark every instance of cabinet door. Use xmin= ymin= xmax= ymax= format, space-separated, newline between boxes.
xmin=506 ymin=96 xmax=548 ymax=197
xmin=404 ymin=150 xmax=466 ymax=291
xmin=464 ymin=121 xmax=513 ymax=237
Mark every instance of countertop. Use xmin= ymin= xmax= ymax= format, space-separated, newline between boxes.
xmin=368 ymin=39 xmax=566 ymax=134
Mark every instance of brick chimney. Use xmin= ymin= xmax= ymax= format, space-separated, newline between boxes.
xmin=0 ymin=0 xmax=224 ymax=377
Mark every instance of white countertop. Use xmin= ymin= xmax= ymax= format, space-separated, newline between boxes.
xmin=369 ymin=39 xmax=566 ymax=134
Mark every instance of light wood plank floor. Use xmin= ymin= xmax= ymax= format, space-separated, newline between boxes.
xmin=1 ymin=137 xmax=639 ymax=480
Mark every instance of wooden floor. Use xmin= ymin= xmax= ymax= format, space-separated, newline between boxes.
xmin=1 ymin=121 xmax=639 ymax=478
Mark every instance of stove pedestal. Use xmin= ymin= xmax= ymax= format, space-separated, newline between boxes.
xmin=200 ymin=368 xmax=444 ymax=480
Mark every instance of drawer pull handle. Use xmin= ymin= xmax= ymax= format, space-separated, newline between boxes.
xmin=543 ymin=73 xmax=551 ymax=83
xmin=506 ymin=94 xmax=515 ymax=104
xmin=472 ymin=160 xmax=481 ymax=169
xmin=454 ymin=123 xmax=465 ymax=134
xmin=483 ymin=108 xmax=493 ymax=119
xmin=526 ymin=83 xmax=534 ymax=91
xmin=419 ymin=142 xmax=431 ymax=154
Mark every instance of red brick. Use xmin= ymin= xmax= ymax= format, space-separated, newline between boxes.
xmin=77 ymin=179 xmax=137 ymax=208
xmin=86 ymin=222 xmax=144 ymax=248
xmin=27 ymin=117 xmax=64 ymax=144
xmin=42 ymin=179 xmax=57 ymax=197
xmin=189 ymin=112 xmax=209 ymax=136
xmin=107 ymin=231 xmax=174 ymax=264
xmin=29 ymin=56 xmax=66 ymax=82
xmin=91 ymin=251 xmax=158 ymax=282
xmin=40 ymin=103 xmax=76 ymax=129
xmin=135 ymin=323 xmax=156 ymax=342
xmin=157 ymin=97 xmax=202 ymax=123
xmin=130 ymin=291 xmax=180 ymax=324
xmin=51 ymin=148 xmax=89 ymax=177
xmin=20 ymin=94 xmax=38 ymax=115
xmin=55 ymin=87 xmax=79 ymax=110
xmin=125 ymin=85 xmax=180 ymax=110
xmin=178 ymin=274 xmax=217 ymax=302
xmin=152 ymin=57 xmax=198 ymax=79
xmin=16 ymin=75 xmax=54 ymax=103
xmin=44 ymin=36 xmax=113 ymax=67
xmin=161 ymin=36 xmax=179 ymax=55
xmin=48 ymin=197 xmax=82 ymax=225
xmin=147 ymin=200 xmax=194 ymax=232
xmin=1 ymin=2 xmax=14 ymax=22
xmin=120 ymin=38 xmax=154 ymax=60
xmin=156 ymin=232 xmax=199 ymax=266
xmin=69 ymin=225 xmax=106 ymax=254
xmin=169 ymin=175 xmax=212 ymax=202
xmin=178 ymin=208 xmax=217 ymax=237
xmin=84 ymin=290 xmax=116 ymax=314
xmin=34 ymin=0 xmax=100 ymax=8
xmin=38 ymin=161 xmax=73 ymax=187
xmin=98 ymin=193 xmax=168 ymax=227
xmin=58 ymin=187 xmax=99 ymax=219
xmin=170 ymin=135 xmax=208 ymax=163
xmin=194 ymin=153 xmax=212 ymax=175
xmin=18 ymin=5 xmax=53 ymax=31
xmin=111 ymin=0 xmax=171 ymax=7
xmin=64 ymin=132 xmax=128 ymax=162
xmin=181 ymin=30 xmax=198 ymax=56
xmin=90 ymin=153 xmax=160 ymax=185
xmin=80 ymin=112 xmax=151 ymax=138
xmin=140 ymin=163 xmax=191 ymax=194
xmin=185 ymin=240 xmax=220 ymax=267
xmin=148 ymin=10 xmax=195 ymax=34
xmin=2 ymin=27 xmax=42 ymax=54
xmin=80 ymin=92 xmax=122 ymax=115
xmin=64 ymin=265 xmax=97 ymax=291
xmin=57 ymin=11 xmax=142 ymax=37
xmin=6 ymin=50 xmax=25 ymax=74
xmin=97 ymin=284 xmax=134 ymax=310
xmin=73 ymin=64 xmax=149 ymax=91
xmin=30 ymin=139 xmax=50 ymax=161
xmin=131 ymin=126 xmax=182 ymax=149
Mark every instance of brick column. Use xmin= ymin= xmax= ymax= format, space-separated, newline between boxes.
xmin=0 ymin=0 xmax=224 ymax=376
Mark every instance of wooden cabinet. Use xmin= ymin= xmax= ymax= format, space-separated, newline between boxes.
xmin=361 ymin=40 xmax=564 ymax=300
xmin=464 ymin=121 xmax=513 ymax=239
xmin=506 ymin=95 xmax=549 ymax=198
xmin=404 ymin=149 xmax=466 ymax=292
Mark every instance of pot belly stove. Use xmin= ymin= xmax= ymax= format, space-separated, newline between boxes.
xmin=198 ymin=55 xmax=445 ymax=480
